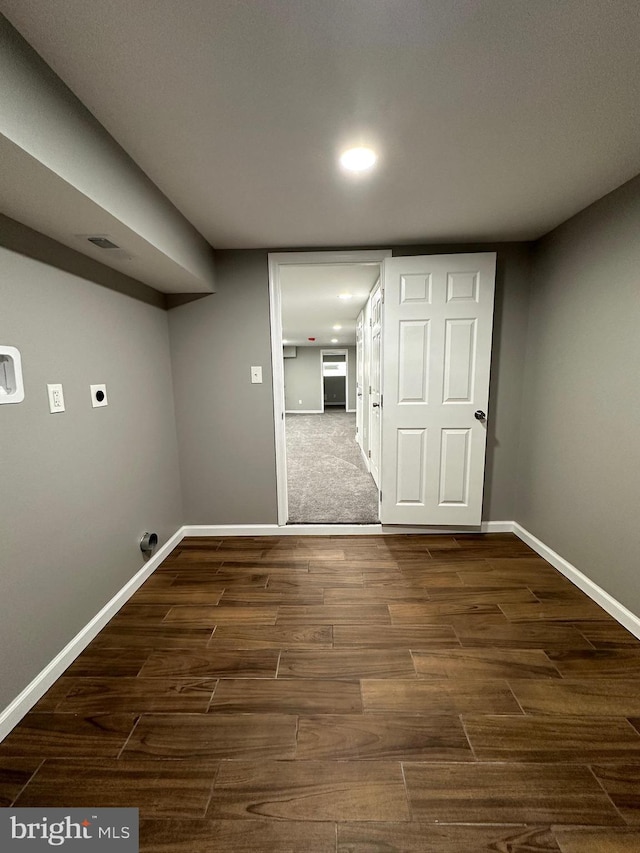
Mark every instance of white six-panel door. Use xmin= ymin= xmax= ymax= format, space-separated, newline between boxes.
xmin=380 ymin=253 xmax=496 ymax=525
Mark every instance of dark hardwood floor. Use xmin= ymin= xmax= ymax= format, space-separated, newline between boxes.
xmin=3 ymin=533 xmax=640 ymax=852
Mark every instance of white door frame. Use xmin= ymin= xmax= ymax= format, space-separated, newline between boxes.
xmin=268 ymin=250 xmax=391 ymax=526
xmin=368 ymin=278 xmax=383 ymax=489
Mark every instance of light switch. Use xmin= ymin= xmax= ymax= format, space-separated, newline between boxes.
xmin=250 ymin=366 xmax=263 ymax=384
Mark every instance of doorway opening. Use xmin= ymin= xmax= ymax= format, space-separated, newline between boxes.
xmin=269 ymin=250 xmax=391 ymax=525
xmin=321 ymin=349 xmax=348 ymax=411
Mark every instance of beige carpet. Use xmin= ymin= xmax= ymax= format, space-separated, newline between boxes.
xmin=285 ymin=411 xmax=379 ymax=524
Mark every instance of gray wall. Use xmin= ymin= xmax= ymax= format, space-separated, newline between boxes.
xmin=284 ymin=346 xmax=357 ymax=412
xmin=517 ymin=175 xmax=640 ymax=615
xmin=170 ymin=245 xmax=532 ymax=523
xmin=168 ymin=251 xmax=278 ymax=524
xmin=0 ymin=241 xmax=183 ymax=710
xmin=284 ymin=347 xmax=322 ymax=411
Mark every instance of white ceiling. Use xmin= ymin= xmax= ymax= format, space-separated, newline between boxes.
xmin=1 ymin=0 xmax=640 ymax=252
xmin=281 ymin=263 xmax=381 ymax=346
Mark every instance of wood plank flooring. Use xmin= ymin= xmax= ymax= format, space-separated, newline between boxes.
xmin=3 ymin=533 xmax=640 ymax=852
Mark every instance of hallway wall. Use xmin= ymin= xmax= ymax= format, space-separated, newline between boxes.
xmin=168 ymin=251 xmax=278 ymax=524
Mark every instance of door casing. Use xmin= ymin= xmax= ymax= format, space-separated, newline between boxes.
xmin=268 ymin=250 xmax=391 ymax=525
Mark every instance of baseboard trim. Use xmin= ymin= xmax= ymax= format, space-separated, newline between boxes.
xmin=480 ymin=521 xmax=515 ymax=533
xmin=358 ymin=444 xmax=371 ymax=472
xmin=285 ymin=410 xmax=323 ymax=415
xmin=0 ymin=527 xmax=184 ymax=743
xmin=512 ymin=522 xmax=640 ymax=641
xmin=181 ymin=521 xmax=514 ymax=537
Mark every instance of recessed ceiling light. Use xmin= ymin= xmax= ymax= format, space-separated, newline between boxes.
xmin=332 ymin=325 xmax=342 ymax=331
xmin=338 ymin=293 xmax=352 ymax=300
xmin=339 ymin=147 xmax=377 ymax=173
xmin=282 ymin=339 xmax=289 ymax=344
xmin=331 ymin=338 xmax=338 ymax=343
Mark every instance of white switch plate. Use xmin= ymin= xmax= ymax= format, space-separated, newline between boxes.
xmin=47 ymin=383 xmax=65 ymax=413
xmin=250 ymin=366 xmax=263 ymax=384
xmin=90 ymin=383 xmax=108 ymax=407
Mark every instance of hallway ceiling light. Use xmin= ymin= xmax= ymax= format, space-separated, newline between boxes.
xmin=332 ymin=325 xmax=342 ymax=330
xmin=331 ymin=338 xmax=338 ymax=343
xmin=338 ymin=293 xmax=352 ymax=300
xmin=339 ymin=147 xmax=377 ymax=173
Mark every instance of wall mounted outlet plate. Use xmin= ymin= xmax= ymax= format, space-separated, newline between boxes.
xmin=47 ymin=383 xmax=65 ymax=413
xmin=90 ymin=384 xmax=108 ymax=407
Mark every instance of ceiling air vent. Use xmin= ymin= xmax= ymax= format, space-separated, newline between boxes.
xmin=75 ymin=234 xmax=135 ymax=261
xmin=87 ymin=236 xmax=120 ymax=249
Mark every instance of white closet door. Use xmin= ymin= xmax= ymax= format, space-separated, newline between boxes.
xmin=380 ymin=253 xmax=496 ymax=525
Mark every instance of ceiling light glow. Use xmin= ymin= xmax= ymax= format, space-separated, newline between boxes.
xmin=338 ymin=293 xmax=352 ymax=300
xmin=339 ymin=147 xmax=377 ymax=172
xmin=332 ymin=325 xmax=342 ymax=330
xmin=331 ymin=338 xmax=338 ymax=343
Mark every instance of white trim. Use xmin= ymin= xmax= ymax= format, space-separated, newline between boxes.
xmin=268 ymin=254 xmax=289 ymax=526
xmin=513 ymin=522 xmax=640 ymax=640
xmin=359 ymin=443 xmax=371 ymax=472
xmin=481 ymin=520 xmax=515 ymax=533
xmin=285 ymin=409 xmax=323 ymax=414
xmin=269 ymin=250 xmax=392 ymax=527
xmin=0 ymin=528 xmax=184 ymax=743
xmin=181 ymin=521 xmax=513 ymax=536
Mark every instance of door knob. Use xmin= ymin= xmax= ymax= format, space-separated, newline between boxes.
xmin=474 ymin=410 xmax=486 ymax=421
xmin=372 ymin=402 xmax=380 ymax=408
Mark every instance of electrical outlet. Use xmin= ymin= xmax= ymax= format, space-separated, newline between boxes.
xmin=47 ymin=383 xmax=65 ymax=413
xmin=90 ymin=383 xmax=108 ymax=408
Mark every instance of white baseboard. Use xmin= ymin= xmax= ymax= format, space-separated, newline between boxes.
xmin=480 ymin=521 xmax=515 ymax=533
xmin=358 ymin=444 xmax=371 ymax=472
xmin=0 ymin=527 xmax=184 ymax=743
xmin=512 ymin=522 xmax=640 ymax=641
xmin=285 ymin=409 xmax=323 ymax=415
xmin=181 ymin=521 xmax=514 ymax=537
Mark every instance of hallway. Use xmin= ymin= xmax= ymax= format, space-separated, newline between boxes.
xmin=285 ymin=411 xmax=379 ymax=524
